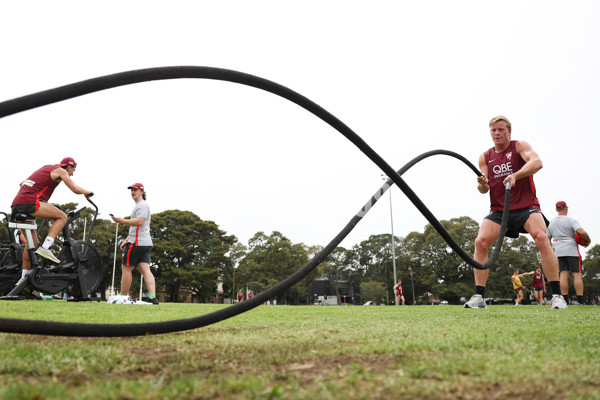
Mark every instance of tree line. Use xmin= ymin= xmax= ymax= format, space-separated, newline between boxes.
xmin=1 ymin=205 xmax=599 ymax=304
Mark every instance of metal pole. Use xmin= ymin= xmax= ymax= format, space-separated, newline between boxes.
xmin=111 ymin=223 xmax=119 ymax=296
xmin=409 ymin=267 xmax=416 ymax=305
xmin=139 ymin=273 xmax=143 ymax=300
xmin=389 ymin=187 xmax=397 ymax=284
xmin=383 ymin=175 xmax=398 ymax=304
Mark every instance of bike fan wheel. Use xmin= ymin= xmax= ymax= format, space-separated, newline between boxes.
xmin=0 ymin=249 xmax=21 ymax=294
xmin=63 ymin=241 xmax=104 ymax=297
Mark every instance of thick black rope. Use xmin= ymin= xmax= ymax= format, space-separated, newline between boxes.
xmin=0 ymin=67 xmax=509 ymax=336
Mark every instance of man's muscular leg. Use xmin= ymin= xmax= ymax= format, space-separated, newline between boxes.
xmin=473 ymin=219 xmax=501 ymax=286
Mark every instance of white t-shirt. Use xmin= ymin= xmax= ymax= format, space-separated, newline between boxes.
xmin=128 ymin=200 xmax=152 ymax=246
xmin=547 ymin=215 xmax=581 ymax=257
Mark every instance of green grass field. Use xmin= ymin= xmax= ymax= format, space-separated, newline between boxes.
xmin=0 ymin=302 xmax=599 ymax=400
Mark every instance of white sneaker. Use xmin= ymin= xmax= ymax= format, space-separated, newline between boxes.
xmin=107 ymin=294 xmax=131 ymax=304
xmin=463 ymin=294 xmax=487 ymax=309
xmin=551 ymin=295 xmax=568 ymax=309
xmin=35 ymin=247 xmax=60 ymax=264
xmin=107 ymin=295 xmax=153 ymax=305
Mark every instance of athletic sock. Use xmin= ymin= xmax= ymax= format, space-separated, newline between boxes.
xmin=476 ymin=286 xmax=485 ymax=297
xmin=549 ymin=281 xmax=561 ymax=296
xmin=577 ymin=295 xmax=584 ymax=304
xmin=42 ymin=237 xmax=55 ymax=250
xmin=21 ymin=269 xmax=31 ymax=279
xmin=148 ymin=293 xmax=156 ymax=299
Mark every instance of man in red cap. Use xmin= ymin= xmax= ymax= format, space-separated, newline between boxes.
xmin=547 ymin=201 xmax=591 ymax=305
xmin=11 ymin=158 xmax=93 ymax=281
xmin=464 ymin=116 xmax=567 ymax=309
xmin=110 ymin=182 xmax=158 ymax=304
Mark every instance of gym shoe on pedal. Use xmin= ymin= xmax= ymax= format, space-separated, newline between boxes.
xmin=35 ymin=247 xmax=60 ymax=264
xmin=551 ymin=294 xmax=568 ymax=309
xmin=14 ymin=277 xmax=27 ymax=287
xmin=463 ymin=294 xmax=487 ymax=309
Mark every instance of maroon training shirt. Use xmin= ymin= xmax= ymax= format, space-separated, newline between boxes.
xmin=11 ymin=164 xmax=62 ymax=209
xmin=484 ymin=140 xmax=540 ymax=212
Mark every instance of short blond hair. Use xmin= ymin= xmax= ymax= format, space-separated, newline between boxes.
xmin=489 ymin=115 xmax=511 ymax=131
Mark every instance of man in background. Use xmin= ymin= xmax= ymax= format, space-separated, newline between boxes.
xmin=547 ymin=201 xmax=591 ymax=305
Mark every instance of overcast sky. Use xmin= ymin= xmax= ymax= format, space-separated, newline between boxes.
xmin=1 ymin=1 xmax=599 ymax=259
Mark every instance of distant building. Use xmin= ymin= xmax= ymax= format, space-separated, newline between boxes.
xmin=311 ymin=278 xmax=354 ymax=305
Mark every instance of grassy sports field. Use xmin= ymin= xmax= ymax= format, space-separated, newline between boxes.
xmin=0 ymin=302 xmax=599 ymax=400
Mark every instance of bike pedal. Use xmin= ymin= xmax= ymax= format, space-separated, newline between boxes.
xmin=2 ymin=264 xmax=20 ymax=273
xmin=49 ymin=261 xmax=74 ymax=271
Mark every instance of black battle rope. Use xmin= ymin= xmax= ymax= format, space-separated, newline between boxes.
xmin=0 ymin=67 xmax=510 ymax=336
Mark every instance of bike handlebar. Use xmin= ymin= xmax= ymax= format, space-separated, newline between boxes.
xmin=84 ymin=196 xmax=99 ymax=244
xmin=86 ymin=196 xmax=98 ymax=211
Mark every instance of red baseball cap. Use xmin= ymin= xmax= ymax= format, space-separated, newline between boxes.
xmin=60 ymin=157 xmax=77 ymax=167
xmin=127 ymin=183 xmax=145 ymax=191
xmin=556 ymin=201 xmax=567 ymax=209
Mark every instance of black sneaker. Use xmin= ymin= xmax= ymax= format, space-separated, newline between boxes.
xmin=142 ymin=296 xmax=158 ymax=304
xmin=143 ymin=296 xmax=159 ymax=305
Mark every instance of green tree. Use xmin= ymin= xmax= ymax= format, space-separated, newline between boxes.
xmin=392 ymin=233 xmax=427 ymax=304
xmin=424 ymin=217 xmax=479 ymax=303
xmin=402 ymin=217 xmax=483 ymax=304
xmin=237 ymin=231 xmax=310 ymax=304
xmin=0 ymin=213 xmax=9 ymax=250
xmin=360 ymin=281 xmax=386 ymax=304
xmin=583 ymin=244 xmax=600 ymax=304
xmin=222 ymin=242 xmax=248 ymax=300
xmin=352 ymin=233 xmax=398 ymax=303
xmin=151 ymin=210 xmax=236 ymax=302
xmin=321 ymin=246 xmax=354 ymax=304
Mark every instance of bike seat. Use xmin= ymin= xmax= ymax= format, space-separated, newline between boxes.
xmin=12 ymin=212 xmax=32 ymax=223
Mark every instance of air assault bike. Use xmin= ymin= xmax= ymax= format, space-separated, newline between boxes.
xmin=0 ymin=197 xmax=104 ymax=301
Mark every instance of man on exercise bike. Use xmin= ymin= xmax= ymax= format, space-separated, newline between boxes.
xmin=11 ymin=157 xmax=93 ymax=284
